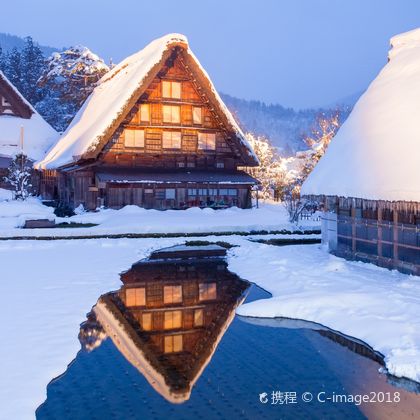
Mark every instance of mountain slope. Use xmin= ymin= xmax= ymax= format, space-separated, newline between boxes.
xmin=0 ymin=32 xmax=58 ymax=56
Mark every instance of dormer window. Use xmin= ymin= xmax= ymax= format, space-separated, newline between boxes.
xmin=162 ymin=80 xmax=181 ymax=99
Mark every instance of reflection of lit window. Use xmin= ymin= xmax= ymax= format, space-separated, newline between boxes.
xmin=125 ymin=287 xmax=146 ymax=306
xmin=142 ymin=313 xmax=152 ymax=331
xmin=163 ymin=105 xmax=180 ymax=123
xmin=164 ymin=334 xmax=183 ymax=353
xmin=162 ymin=81 xmax=181 ymax=99
xmin=199 ymin=283 xmax=217 ymax=301
xmin=164 ymin=310 xmax=182 ymax=329
xmin=194 ymin=309 xmax=204 ymax=326
xmin=163 ymin=285 xmax=182 ymax=304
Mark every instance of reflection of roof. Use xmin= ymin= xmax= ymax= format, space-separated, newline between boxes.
xmin=94 ymin=257 xmax=249 ymax=403
xmin=96 ymin=169 xmax=257 ymax=184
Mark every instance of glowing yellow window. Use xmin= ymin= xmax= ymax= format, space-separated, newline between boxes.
xmin=194 ymin=309 xmax=204 ymax=326
xmin=162 ymin=81 xmax=181 ymax=99
xmin=198 ymin=132 xmax=216 ymax=150
xmin=164 ymin=334 xmax=183 ymax=353
xmin=163 ymin=285 xmax=182 ymax=304
xmin=124 ymin=129 xmax=144 ymax=148
xmin=125 ymin=287 xmax=146 ymax=307
xmin=162 ymin=131 xmax=181 ymax=149
xmin=142 ymin=313 xmax=152 ymax=331
xmin=198 ymin=283 xmax=217 ymax=301
xmin=162 ymin=105 xmax=180 ymax=123
xmin=139 ymin=104 xmax=150 ymax=122
xmin=192 ymin=107 xmax=202 ymax=124
xmin=164 ymin=310 xmax=182 ymax=329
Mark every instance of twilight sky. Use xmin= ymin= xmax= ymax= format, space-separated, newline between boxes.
xmin=0 ymin=0 xmax=419 ymax=108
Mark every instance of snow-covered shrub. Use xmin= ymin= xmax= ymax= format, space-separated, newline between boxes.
xmin=3 ymin=153 xmax=33 ymax=200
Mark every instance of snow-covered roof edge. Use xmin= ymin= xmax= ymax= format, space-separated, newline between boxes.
xmin=35 ymin=33 xmax=258 ymax=170
xmin=0 ymin=71 xmax=35 ymax=115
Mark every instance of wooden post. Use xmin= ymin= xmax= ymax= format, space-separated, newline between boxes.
xmin=377 ymin=207 xmax=383 ymax=258
xmin=393 ymin=210 xmax=399 ymax=262
xmin=351 ymin=206 xmax=356 ymax=253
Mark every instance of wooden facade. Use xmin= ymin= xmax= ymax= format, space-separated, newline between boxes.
xmin=38 ymin=42 xmax=258 ymax=210
xmin=321 ymin=196 xmax=420 ymax=276
xmin=90 ymin=257 xmax=249 ymax=403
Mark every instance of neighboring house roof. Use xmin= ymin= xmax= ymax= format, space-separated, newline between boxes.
xmin=0 ymin=71 xmax=58 ymax=161
xmin=36 ymin=33 xmax=259 ymax=170
xmin=302 ymin=28 xmax=420 ymax=203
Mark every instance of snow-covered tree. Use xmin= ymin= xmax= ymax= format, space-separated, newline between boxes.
xmin=4 ymin=153 xmax=33 ymax=200
xmin=244 ymin=133 xmax=287 ymax=200
xmin=300 ymin=111 xmax=342 ymax=180
xmin=37 ymin=46 xmax=109 ymax=131
xmin=5 ymin=47 xmax=23 ymax=92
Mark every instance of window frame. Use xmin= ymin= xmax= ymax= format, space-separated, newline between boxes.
xmin=198 ymin=132 xmax=216 ymax=150
xmin=124 ymin=129 xmax=145 ymax=148
xmin=162 ymin=131 xmax=181 ymax=149
xmin=162 ymin=105 xmax=181 ymax=124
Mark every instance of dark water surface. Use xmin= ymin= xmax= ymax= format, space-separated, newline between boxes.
xmin=36 ymin=250 xmax=420 ymax=420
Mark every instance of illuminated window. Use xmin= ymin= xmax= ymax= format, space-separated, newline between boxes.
xmin=124 ymin=129 xmax=144 ymax=148
xmin=199 ymin=283 xmax=217 ymax=301
xmin=141 ymin=313 xmax=152 ymax=331
xmin=163 ymin=105 xmax=181 ymax=123
xmin=125 ymin=287 xmax=146 ymax=307
xmin=192 ymin=107 xmax=202 ymax=124
xmin=163 ymin=285 xmax=182 ymax=304
xmin=162 ymin=131 xmax=181 ymax=148
xmin=164 ymin=334 xmax=183 ymax=353
xmin=164 ymin=310 xmax=182 ymax=329
xmin=194 ymin=309 xmax=204 ymax=326
xmin=140 ymin=104 xmax=150 ymax=122
xmin=162 ymin=81 xmax=181 ymax=99
xmin=198 ymin=132 xmax=216 ymax=150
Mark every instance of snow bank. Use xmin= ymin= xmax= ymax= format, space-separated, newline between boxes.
xmin=302 ymin=28 xmax=420 ymax=202
xmin=229 ymin=243 xmax=420 ymax=382
xmin=0 ymin=196 xmax=55 ymax=229
xmin=0 ymin=201 xmax=318 ymax=238
xmin=36 ymin=33 xmax=257 ymax=170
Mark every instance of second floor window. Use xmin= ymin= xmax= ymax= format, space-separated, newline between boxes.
xmin=162 ymin=80 xmax=181 ymax=99
xmin=198 ymin=132 xmax=216 ymax=150
xmin=163 ymin=105 xmax=181 ymax=123
xmin=162 ymin=131 xmax=181 ymax=149
xmin=163 ymin=285 xmax=182 ymax=304
xmin=192 ymin=107 xmax=202 ymax=124
xmin=124 ymin=129 xmax=145 ymax=148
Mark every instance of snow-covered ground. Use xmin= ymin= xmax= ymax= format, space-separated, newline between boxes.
xmin=1 ymin=236 xmax=419 ymax=419
xmin=0 ymin=191 xmax=318 ymax=237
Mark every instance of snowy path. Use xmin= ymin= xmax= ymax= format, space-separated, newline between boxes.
xmin=0 ymin=237 xmax=419 ymax=419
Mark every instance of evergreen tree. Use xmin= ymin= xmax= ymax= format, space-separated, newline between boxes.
xmin=5 ymin=47 xmax=23 ymax=92
xmin=21 ymin=37 xmax=46 ymax=104
xmin=0 ymin=45 xmax=5 ymax=72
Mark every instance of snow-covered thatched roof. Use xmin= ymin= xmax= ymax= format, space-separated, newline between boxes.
xmin=36 ymin=33 xmax=258 ymax=170
xmin=302 ymin=28 xmax=420 ymax=203
xmin=0 ymin=71 xmax=58 ymax=161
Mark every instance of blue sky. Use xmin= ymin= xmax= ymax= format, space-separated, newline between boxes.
xmin=1 ymin=0 xmax=419 ymax=108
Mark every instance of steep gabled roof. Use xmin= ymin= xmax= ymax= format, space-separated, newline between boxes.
xmin=302 ymin=28 xmax=420 ymax=203
xmin=36 ymin=33 xmax=258 ymax=170
xmin=0 ymin=71 xmax=58 ymax=161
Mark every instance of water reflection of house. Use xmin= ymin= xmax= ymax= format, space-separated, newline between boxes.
xmin=91 ymin=257 xmax=249 ymax=403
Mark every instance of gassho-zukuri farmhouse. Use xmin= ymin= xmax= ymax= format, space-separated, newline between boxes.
xmin=0 ymin=71 xmax=57 ymax=188
xmin=302 ymin=28 xmax=420 ymax=276
xmin=35 ymin=34 xmax=259 ymax=210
